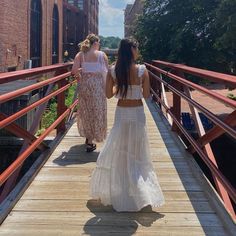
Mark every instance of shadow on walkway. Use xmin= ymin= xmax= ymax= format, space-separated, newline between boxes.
xmin=52 ymin=144 xmax=99 ymax=166
xmin=83 ymin=199 xmax=164 ymax=235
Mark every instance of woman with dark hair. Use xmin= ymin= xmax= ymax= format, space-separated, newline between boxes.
xmin=72 ymin=34 xmax=108 ymax=152
xmin=90 ymin=38 xmax=165 ymax=212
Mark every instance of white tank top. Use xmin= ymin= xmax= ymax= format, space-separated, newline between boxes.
xmin=110 ymin=64 xmax=146 ymax=100
xmin=81 ymin=51 xmax=107 ymax=74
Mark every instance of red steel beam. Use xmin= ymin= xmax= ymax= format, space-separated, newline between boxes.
xmin=150 ymin=86 xmax=236 ymax=204
xmin=0 ymin=63 xmax=72 ymax=84
xmin=0 ymin=72 xmax=71 ymax=104
xmin=0 ymin=100 xmax=78 ymax=186
xmin=0 ymin=113 xmax=47 ymax=151
xmin=146 ymin=63 xmax=236 ymax=109
xmin=146 ymin=66 xmax=236 ymax=140
xmin=0 ymin=82 xmax=75 ymax=129
xmin=149 ymin=69 xmax=236 ymax=218
xmin=188 ymin=110 xmax=236 ymax=153
xmin=153 ymin=60 xmax=236 ymax=87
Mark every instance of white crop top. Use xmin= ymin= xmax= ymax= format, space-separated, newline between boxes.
xmin=110 ymin=64 xmax=146 ymax=100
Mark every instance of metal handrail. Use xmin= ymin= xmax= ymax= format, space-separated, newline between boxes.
xmin=153 ymin=60 xmax=236 ymax=87
xmin=0 ymin=63 xmax=77 ymax=199
xmin=147 ymin=60 xmax=236 ymax=220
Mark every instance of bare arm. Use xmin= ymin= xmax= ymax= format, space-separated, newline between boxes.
xmin=106 ymin=69 xmax=115 ymax=99
xmin=103 ymin=53 xmax=109 ymax=69
xmin=71 ymin=52 xmax=82 ymax=76
xmin=142 ymin=69 xmax=151 ymax=99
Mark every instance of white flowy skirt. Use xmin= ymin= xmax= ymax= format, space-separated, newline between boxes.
xmin=90 ymin=106 xmax=165 ymax=212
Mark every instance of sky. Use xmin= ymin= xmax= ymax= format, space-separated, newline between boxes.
xmin=99 ymin=0 xmax=135 ymax=38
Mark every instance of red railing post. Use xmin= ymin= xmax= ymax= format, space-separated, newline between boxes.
xmin=55 ymin=69 xmax=68 ymax=134
xmin=149 ymin=66 xmax=161 ymax=107
xmin=170 ymin=70 xmax=182 ymax=133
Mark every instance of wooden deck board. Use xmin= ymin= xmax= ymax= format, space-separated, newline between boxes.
xmin=0 ymin=98 xmax=231 ymax=235
xmin=0 ymin=225 xmax=228 ymax=236
xmin=13 ymin=199 xmax=214 ymax=213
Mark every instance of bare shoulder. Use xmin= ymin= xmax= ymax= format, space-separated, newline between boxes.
xmin=75 ymin=52 xmax=82 ymax=59
xmin=101 ymin=51 xmax=108 ymax=58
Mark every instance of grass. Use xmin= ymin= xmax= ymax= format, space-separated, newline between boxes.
xmin=36 ymin=82 xmax=77 ymax=136
xmin=227 ymin=93 xmax=236 ymax=101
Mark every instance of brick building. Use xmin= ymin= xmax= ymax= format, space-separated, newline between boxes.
xmin=0 ymin=0 xmax=64 ymax=71
xmin=63 ymin=0 xmax=99 ymax=60
xmin=63 ymin=1 xmax=84 ymax=61
xmin=84 ymin=0 xmax=99 ymax=36
xmin=0 ymin=0 xmax=99 ymax=72
xmin=124 ymin=0 xmax=144 ymax=38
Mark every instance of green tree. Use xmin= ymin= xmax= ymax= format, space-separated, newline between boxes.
xmin=99 ymin=36 xmax=121 ymax=49
xmin=213 ymin=0 xmax=236 ymax=73
xmin=135 ymin=0 xmax=236 ymax=74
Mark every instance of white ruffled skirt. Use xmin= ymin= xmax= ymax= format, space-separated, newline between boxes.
xmin=90 ymin=106 xmax=165 ymax=212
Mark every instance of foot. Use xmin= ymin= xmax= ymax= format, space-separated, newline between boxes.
xmin=86 ymin=143 xmax=96 ymax=152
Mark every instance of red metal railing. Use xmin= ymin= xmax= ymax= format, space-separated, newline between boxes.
xmin=0 ymin=63 xmax=78 ymax=202
xmin=146 ymin=60 xmax=236 ymax=220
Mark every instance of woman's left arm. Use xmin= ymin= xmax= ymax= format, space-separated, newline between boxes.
xmin=142 ymin=69 xmax=151 ymax=99
xmin=103 ymin=53 xmax=109 ymax=70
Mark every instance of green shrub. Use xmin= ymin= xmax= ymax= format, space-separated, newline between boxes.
xmin=227 ymin=93 xmax=236 ymax=101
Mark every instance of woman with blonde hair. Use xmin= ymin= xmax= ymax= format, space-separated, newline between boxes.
xmin=72 ymin=34 xmax=108 ymax=152
xmin=90 ymin=38 xmax=165 ymax=211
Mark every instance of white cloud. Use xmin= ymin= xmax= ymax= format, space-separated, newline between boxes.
xmin=99 ymin=0 xmax=124 ymax=37
xmin=99 ymin=0 xmax=123 ymax=26
xmin=122 ymin=0 xmax=135 ymax=3
xmin=99 ymin=0 xmax=135 ymax=37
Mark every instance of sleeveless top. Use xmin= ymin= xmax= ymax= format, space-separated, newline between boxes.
xmin=81 ymin=51 xmax=107 ymax=74
xmin=110 ymin=64 xmax=146 ymax=100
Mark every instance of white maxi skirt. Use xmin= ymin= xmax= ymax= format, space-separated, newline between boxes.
xmin=90 ymin=105 xmax=165 ymax=212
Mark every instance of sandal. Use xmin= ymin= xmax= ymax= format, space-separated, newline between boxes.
xmin=86 ymin=143 xmax=96 ymax=152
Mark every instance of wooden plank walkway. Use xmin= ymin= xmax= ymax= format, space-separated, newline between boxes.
xmin=0 ymin=99 xmax=232 ymax=235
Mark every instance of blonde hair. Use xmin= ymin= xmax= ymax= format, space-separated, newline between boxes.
xmin=79 ymin=34 xmax=100 ymax=53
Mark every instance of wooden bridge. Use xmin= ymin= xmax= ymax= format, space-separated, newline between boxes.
xmin=0 ymin=61 xmax=235 ymax=235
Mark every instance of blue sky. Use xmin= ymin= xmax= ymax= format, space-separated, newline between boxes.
xmin=99 ymin=0 xmax=135 ymax=38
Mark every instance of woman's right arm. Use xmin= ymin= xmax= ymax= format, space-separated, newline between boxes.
xmin=71 ymin=52 xmax=81 ymax=76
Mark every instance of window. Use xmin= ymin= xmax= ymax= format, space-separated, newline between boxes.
xmin=30 ymin=0 xmax=42 ymax=68
xmin=77 ymin=0 xmax=84 ymax=10
xmin=67 ymin=0 xmax=74 ymax=5
xmin=52 ymin=4 xmax=59 ymax=64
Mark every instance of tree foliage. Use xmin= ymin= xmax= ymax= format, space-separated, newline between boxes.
xmin=99 ymin=36 xmax=121 ymax=49
xmin=135 ymin=0 xmax=236 ymax=74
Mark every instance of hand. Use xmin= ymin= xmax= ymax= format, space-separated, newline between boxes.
xmin=74 ymin=68 xmax=82 ymax=82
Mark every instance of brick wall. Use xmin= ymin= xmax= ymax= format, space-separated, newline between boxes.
xmin=63 ymin=2 xmax=84 ymax=60
xmin=84 ymin=0 xmax=99 ymax=36
xmin=0 ymin=0 xmax=64 ymax=72
xmin=0 ymin=0 xmax=28 ymax=72
xmin=124 ymin=0 xmax=144 ymax=38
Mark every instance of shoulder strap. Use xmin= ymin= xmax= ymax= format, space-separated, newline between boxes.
xmin=98 ymin=51 xmax=103 ymax=63
xmin=138 ymin=64 xmax=146 ymax=77
xmin=138 ymin=64 xmax=146 ymax=84
xmin=110 ymin=65 xmax=116 ymax=80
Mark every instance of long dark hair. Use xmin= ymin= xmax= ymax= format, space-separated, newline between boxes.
xmin=115 ymin=38 xmax=139 ymax=98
